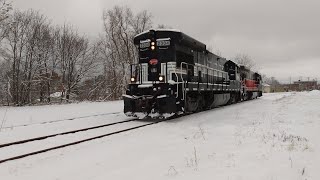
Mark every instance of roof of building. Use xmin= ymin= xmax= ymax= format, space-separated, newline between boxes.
xmin=293 ymin=81 xmax=317 ymax=84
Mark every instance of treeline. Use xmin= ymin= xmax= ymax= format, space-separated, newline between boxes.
xmin=0 ymin=1 xmax=152 ymax=105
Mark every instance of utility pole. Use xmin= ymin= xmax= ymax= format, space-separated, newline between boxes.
xmin=289 ymin=76 xmax=291 ymax=84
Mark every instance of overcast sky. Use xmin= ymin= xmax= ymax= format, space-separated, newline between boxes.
xmin=14 ymin=0 xmax=320 ymax=82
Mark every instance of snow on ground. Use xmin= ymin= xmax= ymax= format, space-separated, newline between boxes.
xmin=0 ymin=101 xmax=123 ymax=128
xmin=0 ymin=100 xmax=129 ymax=144
xmin=0 ymin=91 xmax=320 ymax=180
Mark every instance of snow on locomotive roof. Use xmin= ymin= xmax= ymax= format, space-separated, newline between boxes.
xmin=139 ymin=39 xmax=151 ymax=43
xmin=134 ymin=29 xmax=181 ymax=38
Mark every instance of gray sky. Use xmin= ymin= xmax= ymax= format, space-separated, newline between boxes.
xmin=14 ymin=0 xmax=320 ymax=82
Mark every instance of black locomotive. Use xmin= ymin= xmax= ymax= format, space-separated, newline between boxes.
xmin=123 ymin=29 xmax=262 ymax=119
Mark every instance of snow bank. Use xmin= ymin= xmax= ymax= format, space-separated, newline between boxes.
xmin=260 ymin=92 xmax=295 ymax=100
xmin=305 ymin=90 xmax=320 ymax=96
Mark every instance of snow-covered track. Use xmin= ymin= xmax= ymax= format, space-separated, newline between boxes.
xmin=2 ymin=111 xmax=122 ymax=129
xmin=0 ymin=118 xmax=134 ymax=149
xmin=0 ymin=118 xmax=168 ymax=164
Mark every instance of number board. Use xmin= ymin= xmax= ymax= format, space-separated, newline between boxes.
xmin=157 ymin=40 xmax=170 ymax=47
xmin=140 ymin=42 xmax=150 ymax=48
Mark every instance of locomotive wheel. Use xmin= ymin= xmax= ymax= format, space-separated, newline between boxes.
xmin=228 ymin=93 xmax=237 ymax=104
xmin=197 ymin=95 xmax=205 ymax=112
xmin=237 ymin=92 xmax=241 ymax=103
xmin=186 ymin=93 xmax=205 ymax=112
xmin=186 ymin=95 xmax=199 ymax=112
xmin=242 ymin=92 xmax=249 ymax=101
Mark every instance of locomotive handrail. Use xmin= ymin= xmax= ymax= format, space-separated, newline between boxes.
xmin=130 ymin=63 xmax=152 ymax=84
xmin=165 ymin=62 xmax=168 ymax=83
xmin=180 ymin=62 xmax=228 ymax=78
xmin=180 ymin=62 xmax=191 ymax=82
xmin=129 ymin=63 xmax=141 ymax=84
xmin=180 ymin=62 xmax=193 ymax=100
xmin=196 ymin=63 xmax=227 ymax=74
xmin=140 ymin=64 xmax=142 ymax=84
xmin=180 ymin=62 xmax=229 ymax=90
xmin=167 ymin=62 xmax=180 ymax=98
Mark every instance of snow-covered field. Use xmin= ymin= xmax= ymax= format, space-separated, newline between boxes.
xmin=0 ymin=91 xmax=320 ymax=180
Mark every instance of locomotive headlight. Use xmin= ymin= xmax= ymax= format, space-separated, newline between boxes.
xmin=151 ymin=42 xmax=155 ymax=46
xmin=159 ymin=75 xmax=165 ymax=82
xmin=151 ymin=46 xmax=155 ymax=50
xmin=130 ymin=77 xmax=135 ymax=82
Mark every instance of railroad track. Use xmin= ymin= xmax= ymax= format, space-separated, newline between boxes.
xmin=0 ymin=99 xmax=262 ymax=165
xmin=1 ymin=111 xmax=122 ymax=129
xmin=0 ymin=118 xmax=136 ymax=149
xmin=0 ymin=118 xmax=169 ymax=164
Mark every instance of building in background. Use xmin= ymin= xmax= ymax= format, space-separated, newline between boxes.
xmin=263 ymin=84 xmax=271 ymax=93
xmin=268 ymin=80 xmax=318 ymax=92
xmin=292 ymin=80 xmax=318 ymax=91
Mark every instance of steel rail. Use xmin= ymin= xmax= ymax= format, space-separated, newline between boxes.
xmin=0 ymin=118 xmax=135 ymax=149
xmin=0 ymin=119 xmax=166 ymax=164
xmin=1 ymin=111 xmax=122 ymax=129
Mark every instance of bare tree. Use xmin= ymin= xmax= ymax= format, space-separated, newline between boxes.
xmin=207 ymin=45 xmax=222 ymax=57
xmin=0 ymin=0 xmax=12 ymax=41
xmin=36 ymin=23 xmax=57 ymax=102
xmin=2 ymin=10 xmax=33 ymax=105
xmin=131 ymin=10 xmax=152 ymax=35
xmin=0 ymin=60 xmax=11 ymax=105
xmin=234 ymin=53 xmax=256 ymax=70
xmin=0 ymin=9 xmax=99 ymax=105
xmin=99 ymin=6 xmax=152 ymax=100
xmin=0 ymin=1 xmax=12 ymax=105
xmin=261 ymin=74 xmax=280 ymax=85
xmin=0 ymin=5 xmax=153 ymax=105
xmin=55 ymin=24 xmax=98 ymax=102
xmin=0 ymin=0 xmax=11 ymax=21
xmin=1 ymin=10 xmax=55 ymax=104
